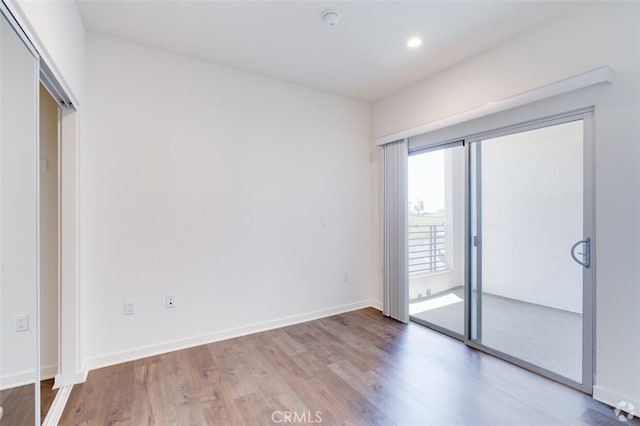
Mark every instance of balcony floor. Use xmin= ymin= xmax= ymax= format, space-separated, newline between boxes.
xmin=410 ymin=286 xmax=582 ymax=383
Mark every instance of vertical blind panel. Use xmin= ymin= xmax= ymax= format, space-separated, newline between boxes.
xmin=382 ymin=139 xmax=409 ymax=323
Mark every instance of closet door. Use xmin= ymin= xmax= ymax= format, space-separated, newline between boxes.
xmin=0 ymin=8 xmax=40 ymax=425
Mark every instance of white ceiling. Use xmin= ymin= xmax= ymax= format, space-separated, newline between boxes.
xmin=77 ymin=1 xmax=579 ymax=102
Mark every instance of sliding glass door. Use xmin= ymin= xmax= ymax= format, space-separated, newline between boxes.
xmin=469 ymin=116 xmax=593 ymax=390
xmin=408 ymin=143 xmax=465 ymax=336
xmin=407 ymin=112 xmax=593 ymax=392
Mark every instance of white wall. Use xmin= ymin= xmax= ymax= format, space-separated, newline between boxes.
xmin=372 ymin=2 xmax=640 ymax=408
xmin=83 ymin=34 xmax=373 ymax=368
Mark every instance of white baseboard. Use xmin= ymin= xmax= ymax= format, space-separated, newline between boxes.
xmin=0 ymin=363 xmax=56 ymax=391
xmin=0 ymin=370 xmax=35 ymax=390
xmin=53 ymin=370 xmax=88 ymax=389
xmin=41 ymin=364 xmax=58 ymax=381
xmin=87 ymin=300 xmax=378 ymax=371
xmin=368 ymin=299 xmax=383 ymax=311
xmin=593 ymin=385 xmax=640 ymax=413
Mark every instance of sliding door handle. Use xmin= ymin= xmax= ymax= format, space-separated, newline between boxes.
xmin=571 ymin=238 xmax=591 ymax=268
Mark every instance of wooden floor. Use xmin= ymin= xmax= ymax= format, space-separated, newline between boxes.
xmin=61 ymin=308 xmax=631 ymax=425
xmin=0 ymin=378 xmax=57 ymax=425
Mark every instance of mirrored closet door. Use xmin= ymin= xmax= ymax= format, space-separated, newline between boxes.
xmin=0 ymin=7 xmax=40 ymax=425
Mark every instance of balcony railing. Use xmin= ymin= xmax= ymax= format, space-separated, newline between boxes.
xmin=409 ymin=223 xmax=446 ymax=275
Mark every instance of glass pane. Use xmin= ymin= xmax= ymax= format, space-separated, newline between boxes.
xmin=471 ymin=120 xmax=584 ymax=383
xmin=0 ymin=11 xmax=39 ymax=425
xmin=408 ymin=145 xmax=465 ymax=335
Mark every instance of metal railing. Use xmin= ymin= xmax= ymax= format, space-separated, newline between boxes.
xmin=409 ymin=223 xmax=446 ymax=275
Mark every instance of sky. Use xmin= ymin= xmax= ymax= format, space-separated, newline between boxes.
xmin=408 ymin=149 xmax=444 ymax=214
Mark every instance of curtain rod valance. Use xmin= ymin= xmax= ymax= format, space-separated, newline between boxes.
xmin=376 ymin=65 xmax=613 ymax=146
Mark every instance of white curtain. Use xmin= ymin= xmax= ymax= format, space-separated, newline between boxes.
xmin=382 ymin=139 xmax=409 ymax=323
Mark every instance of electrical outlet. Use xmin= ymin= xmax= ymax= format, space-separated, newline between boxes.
xmin=342 ymin=272 xmax=349 ymax=282
xmin=124 ymin=299 xmax=136 ymax=315
xmin=15 ymin=314 xmax=28 ymax=332
xmin=166 ymin=294 xmax=176 ymax=309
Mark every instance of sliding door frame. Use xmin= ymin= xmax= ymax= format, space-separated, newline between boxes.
xmin=463 ymin=108 xmax=595 ymax=394
xmin=408 ymin=107 xmax=595 ymax=394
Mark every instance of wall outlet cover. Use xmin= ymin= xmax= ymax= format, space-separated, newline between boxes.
xmin=166 ymin=294 xmax=176 ymax=309
xmin=15 ymin=314 xmax=28 ymax=332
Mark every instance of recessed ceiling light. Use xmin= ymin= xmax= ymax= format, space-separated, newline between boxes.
xmin=407 ymin=37 xmax=422 ymax=48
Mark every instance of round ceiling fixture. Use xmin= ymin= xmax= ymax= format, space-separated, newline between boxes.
xmin=407 ymin=37 xmax=423 ymax=48
xmin=322 ymin=9 xmax=341 ymax=27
